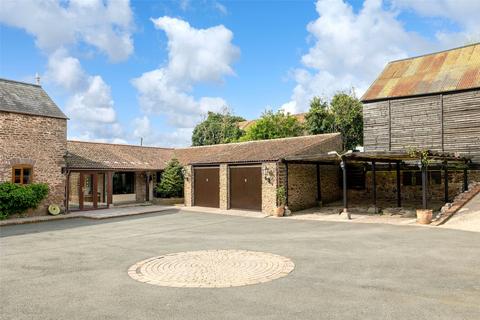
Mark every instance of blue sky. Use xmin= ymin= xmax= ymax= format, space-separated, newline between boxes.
xmin=1 ymin=0 xmax=478 ymax=146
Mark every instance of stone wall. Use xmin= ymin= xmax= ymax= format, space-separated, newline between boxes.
xmin=0 ymin=111 xmax=67 ymax=216
xmin=184 ymin=165 xmax=193 ymax=207
xmin=285 ymin=164 xmax=341 ymax=212
xmin=219 ymin=164 xmax=228 ymax=210
xmin=348 ymin=169 xmax=480 ymax=204
xmin=135 ymin=171 xmax=147 ymax=202
xmin=261 ymin=162 xmax=279 ymax=216
xmin=320 ymin=164 xmax=342 ymax=203
xmin=287 ymin=164 xmax=317 ymax=212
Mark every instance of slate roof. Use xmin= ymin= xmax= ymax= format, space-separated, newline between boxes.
xmin=0 ymin=78 xmax=68 ymax=119
xmin=66 ymin=141 xmax=175 ymax=170
xmin=362 ymin=43 xmax=480 ymax=102
xmin=66 ymin=133 xmax=342 ymax=170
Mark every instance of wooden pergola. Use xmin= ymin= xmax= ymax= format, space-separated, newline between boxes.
xmin=282 ymin=150 xmax=471 ymax=219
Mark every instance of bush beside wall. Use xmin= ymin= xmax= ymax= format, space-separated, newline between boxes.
xmin=0 ymin=182 xmax=49 ymax=219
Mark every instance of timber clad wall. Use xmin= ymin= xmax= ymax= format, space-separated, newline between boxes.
xmin=443 ymin=90 xmax=480 ymax=161
xmin=390 ymin=96 xmax=442 ymax=151
xmin=363 ymin=101 xmax=390 ymax=151
xmin=364 ymin=90 xmax=480 ymax=162
xmin=0 ymin=111 xmax=67 ymax=216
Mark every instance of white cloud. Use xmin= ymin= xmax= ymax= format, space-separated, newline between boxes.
xmin=0 ymin=1 xmax=134 ymax=142
xmin=0 ymin=0 xmax=133 ymax=62
xmin=214 ymin=1 xmax=228 ymax=15
xmin=132 ymin=115 xmax=193 ymax=147
xmin=391 ymin=0 xmax=480 ymax=47
xmin=280 ymin=0 xmax=478 ymax=114
xmin=151 ymin=17 xmax=239 ymax=85
xmin=46 ymin=49 xmax=123 ymax=140
xmin=132 ymin=17 xmax=238 ymax=145
xmin=281 ymin=0 xmax=428 ymax=113
xmin=45 ymin=48 xmax=87 ymax=91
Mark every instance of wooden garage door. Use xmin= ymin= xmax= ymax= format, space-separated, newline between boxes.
xmin=194 ymin=167 xmax=220 ymax=208
xmin=230 ymin=166 xmax=262 ymax=211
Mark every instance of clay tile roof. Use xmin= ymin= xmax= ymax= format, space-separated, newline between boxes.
xmin=66 ymin=141 xmax=175 ymax=170
xmin=0 ymin=78 xmax=67 ymax=119
xmin=66 ymin=133 xmax=342 ymax=170
xmin=173 ymin=133 xmax=342 ymax=165
xmin=362 ymin=43 xmax=480 ymax=102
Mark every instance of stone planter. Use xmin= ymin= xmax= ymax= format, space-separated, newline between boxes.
xmin=275 ymin=206 xmax=285 ymax=217
xmin=416 ymin=209 xmax=433 ymax=224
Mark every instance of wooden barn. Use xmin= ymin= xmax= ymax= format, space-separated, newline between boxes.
xmin=362 ymin=43 xmax=480 ymax=163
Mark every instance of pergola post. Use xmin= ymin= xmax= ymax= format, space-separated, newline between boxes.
xmin=372 ymin=160 xmax=377 ymax=213
xmin=421 ymin=161 xmax=428 ymax=209
xmin=285 ymin=162 xmax=289 ymax=207
xmin=444 ymin=161 xmax=449 ymax=203
xmin=396 ymin=161 xmax=401 ymax=207
xmin=463 ymin=161 xmax=468 ymax=192
xmin=340 ymin=159 xmax=350 ymax=219
xmin=316 ymin=163 xmax=322 ymax=205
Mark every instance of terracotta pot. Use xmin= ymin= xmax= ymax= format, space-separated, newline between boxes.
xmin=275 ymin=206 xmax=285 ymax=217
xmin=416 ymin=209 xmax=433 ymax=224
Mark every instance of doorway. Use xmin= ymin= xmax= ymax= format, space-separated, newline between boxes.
xmin=71 ymin=172 xmax=108 ymax=210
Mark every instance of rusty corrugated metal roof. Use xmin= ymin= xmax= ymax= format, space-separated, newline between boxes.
xmin=362 ymin=43 xmax=480 ymax=102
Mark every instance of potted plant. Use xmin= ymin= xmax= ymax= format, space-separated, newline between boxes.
xmin=275 ymin=186 xmax=286 ymax=217
xmin=408 ymin=148 xmax=434 ymax=224
xmin=416 ymin=209 xmax=433 ymax=224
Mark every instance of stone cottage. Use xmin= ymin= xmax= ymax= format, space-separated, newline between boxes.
xmin=0 ymin=78 xmax=67 ymax=215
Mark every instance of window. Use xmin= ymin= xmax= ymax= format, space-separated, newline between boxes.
xmin=113 ymin=172 xmax=135 ymax=194
xmin=12 ymin=165 xmax=32 ymax=184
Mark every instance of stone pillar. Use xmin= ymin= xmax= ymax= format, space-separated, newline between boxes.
xmin=184 ymin=165 xmax=194 ymax=207
xmin=219 ymin=164 xmax=229 ymax=210
xmin=262 ymin=162 xmax=281 ymax=216
xmin=135 ymin=171 xmax=146 ymax=202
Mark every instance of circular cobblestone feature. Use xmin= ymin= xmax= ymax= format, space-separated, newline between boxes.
xmin=128 ymin=249 xmax=295 ymax=288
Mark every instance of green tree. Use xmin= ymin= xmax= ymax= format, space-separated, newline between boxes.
xmin=156 ymin=159 xmax=184 ymax=198
xmin=330 ymin=92 xmax=363 ymax=150
xmin=240 ymin=110 xmax=304 ymax=141
xmin=305 ymin=97 xmax=335 ymax=134
xmin=192 ymin=111 xmax=245 ymax=146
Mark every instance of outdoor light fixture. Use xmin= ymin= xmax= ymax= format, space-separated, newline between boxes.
xmin=263 ymin=166 xmax=273 ymax=183
xmin=181 ymin=167 xmax=190 ymax=181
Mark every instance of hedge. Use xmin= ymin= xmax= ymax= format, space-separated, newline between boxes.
xmin=0 ymin=182 xmax=49 ymax=219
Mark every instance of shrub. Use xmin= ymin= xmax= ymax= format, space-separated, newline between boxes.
xmin=0 ymin=182 xmax=49 ymax=219
xmin=156 ymin=159 xmax=184 ymax=198
xmin=276 ymin=186 xmax=286 ymax=207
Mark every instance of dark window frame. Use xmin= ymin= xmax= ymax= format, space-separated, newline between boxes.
xmin=112 ymin=172 xmax=135 ymax=194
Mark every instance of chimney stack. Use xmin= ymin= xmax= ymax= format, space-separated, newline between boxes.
xmin=35 ymin=73 xmax=41 ymax=85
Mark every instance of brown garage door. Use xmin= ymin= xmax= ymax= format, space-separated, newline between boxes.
xmin=230 ymin=166 xmax=262 ymax=211
xmin=194 ymin=167 xmax=220 ymax=208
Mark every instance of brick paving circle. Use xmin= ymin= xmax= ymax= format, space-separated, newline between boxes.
xmin=128 ymin=250 xmax=295 ymax=288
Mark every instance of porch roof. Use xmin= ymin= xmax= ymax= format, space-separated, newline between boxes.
xmin=66 ymin=140 xmax=175 ymax=171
